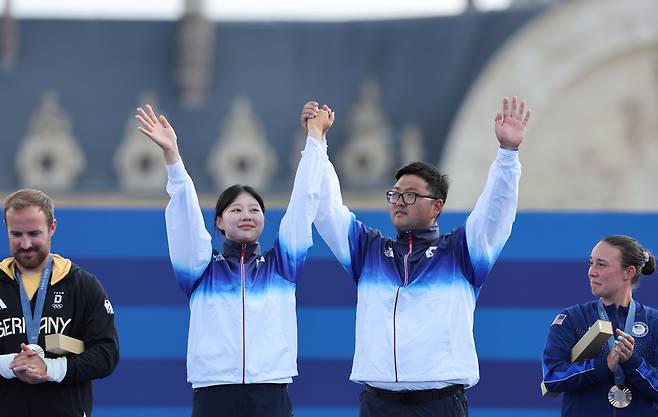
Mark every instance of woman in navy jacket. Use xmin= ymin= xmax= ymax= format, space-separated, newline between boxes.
xmin=543 ymin=235 xmax=658 ymax=416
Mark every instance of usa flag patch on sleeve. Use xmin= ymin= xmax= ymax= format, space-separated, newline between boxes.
xmin=552 ymin=313 xmax=567 ymax=326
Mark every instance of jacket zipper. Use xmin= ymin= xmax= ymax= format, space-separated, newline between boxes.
xmin=241 ymin=243 xmax=247 ymax=384
xmin=392 ymin=232 xmax=413 ymax=382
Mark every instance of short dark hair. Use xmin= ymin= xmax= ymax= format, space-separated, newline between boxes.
xmin=214 ymin=184 xmax=265 ymax=235
xmin=3 ymin=189 xmax=55 ymax=226
xmin=395 ymin=162 xmax=450 ymax=202
xmin=602 ymin=235 xmax=656 ymax=287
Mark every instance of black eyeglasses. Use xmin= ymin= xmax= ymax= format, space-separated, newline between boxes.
xmin=385 ymin=191 xmax=439 ymax=205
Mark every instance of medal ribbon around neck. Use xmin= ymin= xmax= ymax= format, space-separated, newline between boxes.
xmin=15 ymin=255 xmax=53 ymax=345
xmin=598 ymin=298 xmax=636 ymax=408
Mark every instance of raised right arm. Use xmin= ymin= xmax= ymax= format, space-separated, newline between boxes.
xmin=165 ymin=161 xmax=212 ymax=296
xmin=314 ymin=157 xmax=356 ymax=273
xmin=300 ymin=102 xmax=369 ymax=279
xmin=136 ymin=105 xmax=211 ymax=296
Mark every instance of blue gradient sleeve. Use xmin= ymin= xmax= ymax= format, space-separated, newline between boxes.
xmin=165 ymin=160 xmax=212 ymax=297
xmin=314 ymin=154 xmax=373 ymax=281
xmin=465 ymin=148 xmax=521 ymax=287
xmin=314 ymin=156 xmax=354 ymax=273
xmin=274 ymin=136 xmax=326 ymax=283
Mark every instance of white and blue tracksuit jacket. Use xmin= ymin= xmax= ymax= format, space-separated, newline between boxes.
xmin=313 ymin=148 xmax=521 ymax=390
xmin=543 ymin=301 xmax=658 ymax=416
xmin=165 ymin=137 xmax=325 ymax=388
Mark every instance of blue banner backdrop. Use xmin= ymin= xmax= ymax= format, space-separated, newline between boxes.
xmin=2 ymin=208 xmax=657 ymax=417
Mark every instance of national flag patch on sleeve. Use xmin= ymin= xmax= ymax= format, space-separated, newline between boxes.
xmin=552 ymin=313 xmax=567 ymax=326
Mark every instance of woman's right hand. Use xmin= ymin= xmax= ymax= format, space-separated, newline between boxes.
xmin=135 ymin=104 xmax=181 ymax=165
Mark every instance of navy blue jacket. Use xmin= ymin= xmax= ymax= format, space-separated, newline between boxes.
xmin=543 ymin=300 xmax=658 ymax=416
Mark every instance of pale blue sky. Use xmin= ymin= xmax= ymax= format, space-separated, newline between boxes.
xmin=0 ymin=0 xmax=512 ymax=21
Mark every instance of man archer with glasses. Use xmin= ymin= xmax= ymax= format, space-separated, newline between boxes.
xmin=301 ymin=96 xmax=531 ymax=417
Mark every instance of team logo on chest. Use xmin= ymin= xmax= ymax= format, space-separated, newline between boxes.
xmin=632 ymin=321 xmax=648 ymax=337
xmin=0 ymin=297 xmax=6 ymax=310
xmin=52 ymin=291 xmax=64 ymax=309
xmin=425 ymin=246 xmax=438 ymax=258
xmin=256 ymin=256 xmax=266 ymax=268
xmin=384 ymin=246 xmax=394 ymax=258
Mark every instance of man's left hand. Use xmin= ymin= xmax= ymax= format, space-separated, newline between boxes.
xmin=494 ymin=96 xmax=531 ymax=150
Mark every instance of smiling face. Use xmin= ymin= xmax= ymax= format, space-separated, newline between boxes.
xmin=388 ymin=174 xmax=443 ymax=232
xmin=6 ymin=205 xmax=56 ymax=274
xmin=216 ymin=192 xmax=265 ymax=244
xmin=589 ymin=241 xmax=634 ymax=305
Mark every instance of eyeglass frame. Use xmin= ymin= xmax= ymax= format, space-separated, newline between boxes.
xmin=385 ymin=190 xmax=441 ymax=205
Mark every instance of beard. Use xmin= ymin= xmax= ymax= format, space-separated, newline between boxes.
xmin=13 ymin=247 xmax=49 ymax=272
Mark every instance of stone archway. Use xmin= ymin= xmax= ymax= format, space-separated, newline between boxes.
xmin=441 ymin=0 xmax=658 ymax=210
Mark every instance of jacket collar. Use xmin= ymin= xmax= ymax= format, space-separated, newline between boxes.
xmin=222 ymin=239 xmax=262 ymax=259
xmin=604 ymin=302 xmax=630 ymax=315
xmin=395 ymin=223 xmax=440 ymax=242
xmin=0 ymin=254 xmax=72 ymax=285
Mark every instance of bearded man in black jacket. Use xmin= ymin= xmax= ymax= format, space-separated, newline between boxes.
xmin=0 ymin=189 xmax=119 ymax=417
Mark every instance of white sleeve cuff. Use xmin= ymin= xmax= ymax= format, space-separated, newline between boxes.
xmin=0 ymin=353 xmax=16 ymax=379
xmin=44 ymin=357 xmax=67 ymax=383
xmin=496 ymin=147 xmax=520 ymax=166
xmin=166 ymin=159 xmax=187 ymax=180
xmin=306 ymin=135 xmax=327 ymax=151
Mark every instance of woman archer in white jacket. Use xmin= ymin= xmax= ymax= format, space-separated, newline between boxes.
xmin=136 ymin=103 xmax=334 ymax=417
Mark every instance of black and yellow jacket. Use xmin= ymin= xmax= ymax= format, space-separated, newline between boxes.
xmin=0 ymin=254 xmax=119 ymax=417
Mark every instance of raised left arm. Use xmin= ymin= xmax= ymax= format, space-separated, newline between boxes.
xmin=465 ymin=96 xmax=530 ymax=286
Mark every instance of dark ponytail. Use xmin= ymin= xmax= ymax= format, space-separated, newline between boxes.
xmin=642 ymin=252 xmax=656 ymax=276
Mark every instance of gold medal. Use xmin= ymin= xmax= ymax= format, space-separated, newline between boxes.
xmin=608 ymin=385 xmax=632 ymax=408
